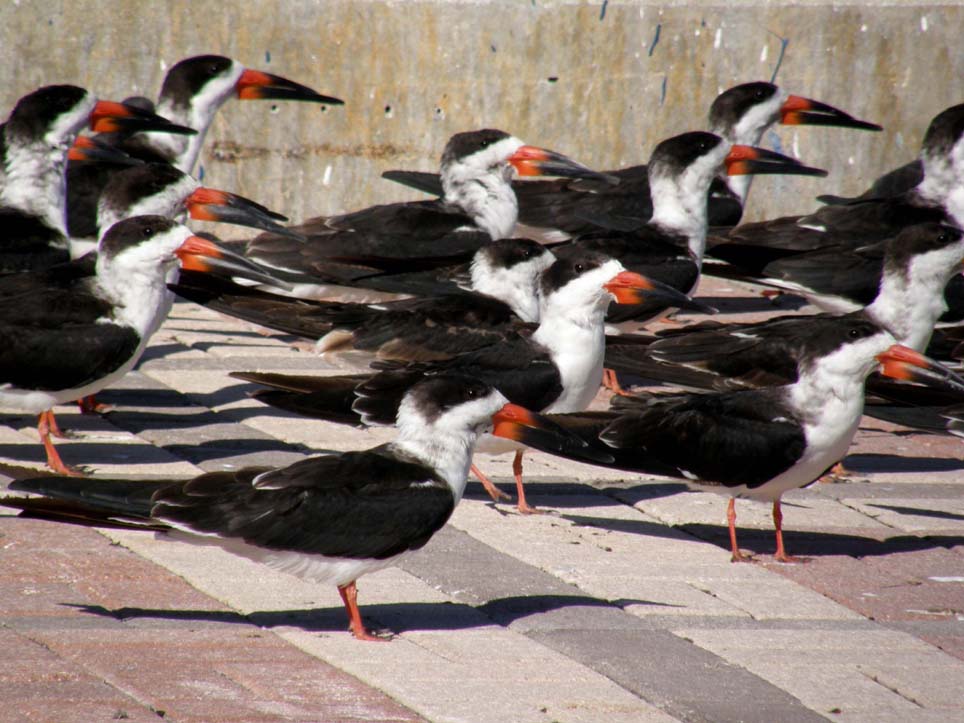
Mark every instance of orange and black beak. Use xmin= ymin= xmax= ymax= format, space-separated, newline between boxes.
xmin=175 ymin=235 xmax=291 ymax=288
xmin=184 ymin=187 xmax=304 ymax=240
xmin=67 ymin=136 xmax=141 ymax=165
xmin=780 ymin=95 xmax=882 ymax=132
xmin=235 ymin=68 xmax=344 ymax=105
xmin=725 ymin=144 xmax=827 ymax=178
xmin=876 ymin=345 xmax=964 ymax=394
xmin=491 ymin=403 xmax=614 ymax=463
xmin=89 ymin=100 xmax=197 ymax=135
xmin=508 ymin=145 xmax=616 ymax=183
xmin=603 ymin=270 xmax=716 ymax=313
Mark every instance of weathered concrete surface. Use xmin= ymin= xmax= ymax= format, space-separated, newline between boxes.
xmin=0 ymin=1 xmax=960 ymax=225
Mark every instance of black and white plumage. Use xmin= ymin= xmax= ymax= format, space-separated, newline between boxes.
xmin=607 ymin=223 xmax=964 ymax=391
xmin=504 ymin=322 xmax=964 ymax=561
xmin=0 ymin=84 xmax=192 ymax=273
xmin=171 ymin=238 xmax=556 ymax=367
xmin=1 ymin=375 xmax=586 ymax=641
xmin=66 ymin=54 xmax=342 ymax=239
xmin=243 ymin=129 xmax=610 ymax=300
xmin=381 ymin=82 xmax=879 ymax=239
xmin=707 ymin=103 xmax=964 ymax=321
xmin=0 ymin=215 xmax=282 ymax=474
xmin=557 ymin=132 xmax=826 ymax=327
xmin=68 ymin=161 xmax=299 ymax=258
xmin=235 ymin=249 xmax=688 ymax=512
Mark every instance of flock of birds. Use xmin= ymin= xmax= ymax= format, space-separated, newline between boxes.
xmin=1 ymin=55 xmax=964 ymax=641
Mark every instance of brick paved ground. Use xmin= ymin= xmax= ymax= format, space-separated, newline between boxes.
xmin=1 ymin=276 xmax=962 ymax=723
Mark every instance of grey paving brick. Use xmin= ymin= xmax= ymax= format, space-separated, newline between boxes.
xmin=398 ymin=526 xmax=824 ymax=722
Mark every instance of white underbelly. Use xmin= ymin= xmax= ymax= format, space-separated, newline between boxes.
xmin=166 ymin=529 xmax=408 ymax=588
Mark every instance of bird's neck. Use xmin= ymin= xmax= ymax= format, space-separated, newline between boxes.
xmin=867 ymin=266 xmax=950 ymax=351
xmin=443 ymin=170 xmax=518 ymax=240
xmin=533 ymin=300 xmax=607 ymax=412
xmin=95 ymin=257 xmax=177 ymax=337
xmin=149 ymin=97 xmax=219 ymax=172
xmin=471 ymin=269 xmax=540 ymax=322
xmin=2 ymin=139 xmax=69 ymax=234
xmin=392 ymin=428 xmax=479 ymax=502
xmin=649 ymin=172 xmax=709 ymax=263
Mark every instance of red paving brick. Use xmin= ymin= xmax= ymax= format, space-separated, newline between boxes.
xmin=0 ymin=516 xmax=425 ymax=723
xmin=767 ymin=545 xmax=964 ymax=659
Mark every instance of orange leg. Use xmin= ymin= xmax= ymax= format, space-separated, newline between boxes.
xmin=78 ymin=394 xmax=110 ymax=415
xmin=772 ymin=500 xmax=803 ymax=563
xmin=37 ymin=411 xmax=80 ymax=476
xmin=471 ymin=463 xmax=511 ymax=502
xmin=727 ymin=498 xmax=750 ymax=562
xmin=337 ymin=581 xmax=389 ymax=642
xmin=512 ymin=450 xmax=544 ymax=515
xmin=817 ymin=460 xmax=850 ymax=483
xmin=42 ymin=408 xmax=69 ymax=439
xmin=602 ymin=368 xmax=634 ymax=396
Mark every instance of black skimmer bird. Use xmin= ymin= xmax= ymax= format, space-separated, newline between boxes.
xmin=242 ymin=128 xmax=611 ymax=299
xmin=171 ymin=238 xmax=556 ymax=367
xmin=69 ymin=161 xmax=300 ymax=258
xmin=54 ymin=161 xmax=297 ymax=415
xmin=498 ymin=321 xmax=964 ymax=561
xmin=382 ymin=82 xmax=879 ymax=238
xmin=559 ymin=132 xmax=826 ymax=329
xmin=0 ymin=215 xmax=281 ymax=474
xmin=66 ymin=54 xmax=342 ymax=238
xmin=1 ymin=375 xmax=592 ymax=641
xmin=0 ymin=84 xmax=191 ymax=273
xmin=707 ymin=103 xmax=964 ymax=275
xmin=816 ymin=160 xmax=923 ymax=206
xmin=607 ymin=222 xmax=964 ymax=391
xmin=235 ymin=248 xmax=699 ymax=513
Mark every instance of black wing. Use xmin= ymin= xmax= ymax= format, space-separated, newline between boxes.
xmin=152 ymin=447 xmax=455 ymax=559
xmin=598 ymin=389 xmax=806 ymax=488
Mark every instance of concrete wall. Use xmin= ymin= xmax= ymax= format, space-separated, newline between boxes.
xmin=1 ymin=1 xmax=960 ymax=228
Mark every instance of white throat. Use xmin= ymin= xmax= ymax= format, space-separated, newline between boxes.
xmin=2 ymin=137 xmax=70 ymax=234
xmin=867 ymin=250 xmax=961 ymax=350
xmin=649 ymin=168 xmax=711 ymax=263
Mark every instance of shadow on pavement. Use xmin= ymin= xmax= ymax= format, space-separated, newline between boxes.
xmin=679 ymin=522 xmax=964 ymax=559
xmin=65 ymin=592 xmax=675 ymax=635
xmin=844 ymin=453 xmax=964 ymax=474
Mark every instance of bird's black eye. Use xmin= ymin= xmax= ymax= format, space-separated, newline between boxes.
xmin=143 ymin=226 xmax=156 ymax=238
xmin=848 ymin=328 xmax=861 ymax=338
xmin=522 ymin=249 xmax=533 ymax=259
xmin=755 ymin=89 xmax=766 ymax=99
xmin=938 ymin=232 xmax=949 ymax=243
xmin=574 ymin=263 xmax=584 ymax=273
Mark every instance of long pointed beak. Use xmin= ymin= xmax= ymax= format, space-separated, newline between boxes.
xmin=603 ymin=271 xmax=717 ymax=313
xmin=185 ymin=187 xmax=305 ymax=240
xmin=236 ymin=68 xmax=344 ymax=105
xmin=508 ymin=145 xmax=617 ymax=184
xmin=876 ymin=345 xmax=964 ymax=394
xmin=781 ymin=95 xmax=883 ymax=132
xmin=724 ymin=144 xmax=828 ymax=178
xmin=491 ymin=403 xmax=614 ymax=463
xmin=68 ymin=136 xmax=142 ymax=165
xmin=175 ymin=235 xmax=292 ymax=289
xmin=89 ymin=100 xmax=197 ymax=135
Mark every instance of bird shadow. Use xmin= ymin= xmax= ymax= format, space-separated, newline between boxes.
xmin=678 ymin=523 xmax=964 ymax=559
xmin=842 ymin=454 xmax=964 ymax=474
xmin=862 ymin=503 xmax=964 ymax=523
xmin=63 ymin=593 xmax=671 ymax=635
